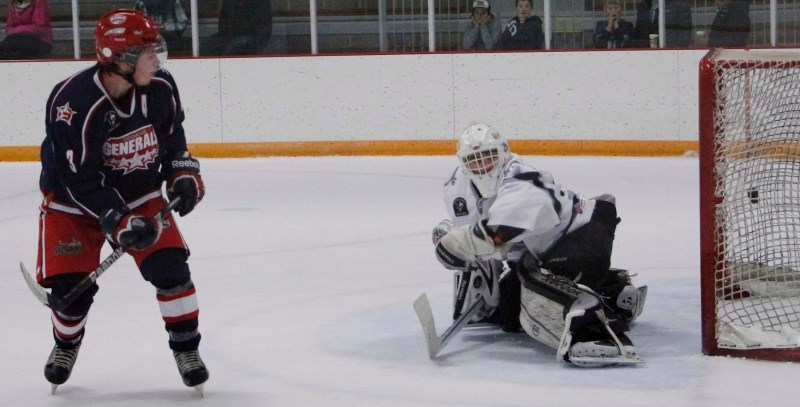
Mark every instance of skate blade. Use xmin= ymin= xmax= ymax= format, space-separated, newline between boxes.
xmin=568 ymin=354 xmax=644 ymax=368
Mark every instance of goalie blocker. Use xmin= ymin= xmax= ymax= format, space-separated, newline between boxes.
xmin=517 ymin=253 xmax=642 ymax=367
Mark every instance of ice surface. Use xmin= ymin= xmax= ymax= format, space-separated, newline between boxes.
xmin=1 ymin=155 xmax=797 ymax=407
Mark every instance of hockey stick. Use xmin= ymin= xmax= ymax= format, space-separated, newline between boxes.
xmin=20 ymin=197 xmax=181 ymax=311
xmin=413 ymin=264 xmax=511 ymax=359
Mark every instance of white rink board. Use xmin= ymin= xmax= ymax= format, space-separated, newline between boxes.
xmin=218 ymin=54 xmax=455 ymax=142
xmin=3 ymin=49 xmax=795 ymax=146
xmin=452 ymin=50 xmax=688 ymax=141
xmin=159 ymin=58 xmax=223 ymax=144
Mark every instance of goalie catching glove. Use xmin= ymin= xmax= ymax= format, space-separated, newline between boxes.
xmin=166 ymin=151 xmax=205 ymax=217
xmin=435 ymin=221 xmax=506 ymax=270
xmin=100 ymin=207 xmax=163 ymax=250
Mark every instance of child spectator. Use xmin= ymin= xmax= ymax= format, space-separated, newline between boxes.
xmin=462 ymin=0 xmax=502 ymax=51
xmin=593 ymin=0 xmax=635 ymax=49
xmin=0 ymin=0 xmax=52 ymax=59
xmin=498 ymin=0 xmax=544 ymax=50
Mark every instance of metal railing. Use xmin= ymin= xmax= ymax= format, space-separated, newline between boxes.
xmin=5 ymin=0 xmax=800 ymax=59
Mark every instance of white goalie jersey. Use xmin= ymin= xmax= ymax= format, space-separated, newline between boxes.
xmin=443 ymin=154 xmax=596 ymax=260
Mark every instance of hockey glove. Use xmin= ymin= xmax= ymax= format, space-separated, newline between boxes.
xmin=431 ymin=218 xmax=455 ymax=246
xmin=100 ymin=207 xmax=162 ymax=250
xmin=435 ymin=222 xmax=502 ymax=270
xmin=166 ymin=151 xmax=205 ymax=217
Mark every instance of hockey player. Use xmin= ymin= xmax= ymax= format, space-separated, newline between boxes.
xmin=433 ymin=123 xmax=646 ymax=367
xmin=35 ymin=9 xmax=208 ymax=393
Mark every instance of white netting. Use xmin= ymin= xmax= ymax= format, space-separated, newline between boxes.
xmin=709 ymin=50 xmax=800 ymax=350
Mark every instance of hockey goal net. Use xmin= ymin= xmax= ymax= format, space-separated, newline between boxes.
xmin=700 ymin=49 xmax=800 ymax=361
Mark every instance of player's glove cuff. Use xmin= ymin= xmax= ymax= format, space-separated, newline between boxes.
xmin=166 ymin=151 xmax=205 ymax=217
xmin=100 ymin=207 xmax=162 ymax=250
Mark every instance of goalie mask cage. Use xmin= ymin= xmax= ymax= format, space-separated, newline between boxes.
xmin=700 ymin=49 xmax=800 ymax=362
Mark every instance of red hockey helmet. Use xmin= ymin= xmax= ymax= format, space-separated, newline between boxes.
xmin=95 ymin=9 xmax=166 ymax=66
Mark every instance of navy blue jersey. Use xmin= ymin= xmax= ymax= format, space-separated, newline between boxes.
xmin=40 ymin=64 xmax=188 ymax=219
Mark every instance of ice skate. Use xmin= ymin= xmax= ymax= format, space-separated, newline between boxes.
xmin=44 ymin=343 xmax=81 ymax=394
xmin=173 ymin=350 xmax=209 ymax=396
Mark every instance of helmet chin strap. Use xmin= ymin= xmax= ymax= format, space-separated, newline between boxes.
xmin=109 ymin=62 xmax=138 ymax=86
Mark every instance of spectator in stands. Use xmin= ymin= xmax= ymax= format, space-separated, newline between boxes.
xmin=708 ymin=0 xmax=750 ymax=47
xmin=133 ymin=0 xmax=189 ymax=53
xmin=633 ymin=0 xmax=692 ymax=48
xmin=0 ymin=0 xmax=52 ymax=59
xmin=202 ymin=0 xmax=273 ymax=56
xmin=462 ymin=0 xmax=502 ymax=51
xmin=593 ymin=0 xmax=635 ymax=49
xmin=498 ymin=0 xmax=543 ymax=50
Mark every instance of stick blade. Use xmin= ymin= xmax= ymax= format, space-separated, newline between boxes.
xmin=20 ymin=262 xmax=60 ymax=310
xmin=413 ymin=293 xmax=442 ymax=359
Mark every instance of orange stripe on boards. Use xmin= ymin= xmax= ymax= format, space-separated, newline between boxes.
xmin=188 ymin=141 xmax=455 ymax=157
xmin=0 ymin=146 xmax=39 ymax=161
xmin=0 ymin=140 xmax=700 ymax=161
xmin=511 ymin=140 xmax=699 ymax=157
xmin=190 ymin=140 xmax=700 ymax=158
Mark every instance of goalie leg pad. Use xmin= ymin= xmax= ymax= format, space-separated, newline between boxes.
xmin=519 ymin=280 xmax=567 ymax=349
xmin=518 ymin=260 xmax=606 ymax=351
xmin=453 ymin=260 xmax=501 ymax=321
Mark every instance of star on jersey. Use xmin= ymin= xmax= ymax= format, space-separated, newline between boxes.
xmin=105 ymin=149 xmax=159 ymax=175
xmin=56 ymin=102 xmax=76 ymax=125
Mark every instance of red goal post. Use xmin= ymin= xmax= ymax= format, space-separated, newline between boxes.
xmin=699 ymin=49 xmax=800 ymax=362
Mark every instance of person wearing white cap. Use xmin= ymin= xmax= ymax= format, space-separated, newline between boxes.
xmin=462 ymin=0 xmax=502 ymax=50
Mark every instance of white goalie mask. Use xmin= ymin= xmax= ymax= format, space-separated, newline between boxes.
xmin=457 ymin=123 xmax=510 ymax=198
